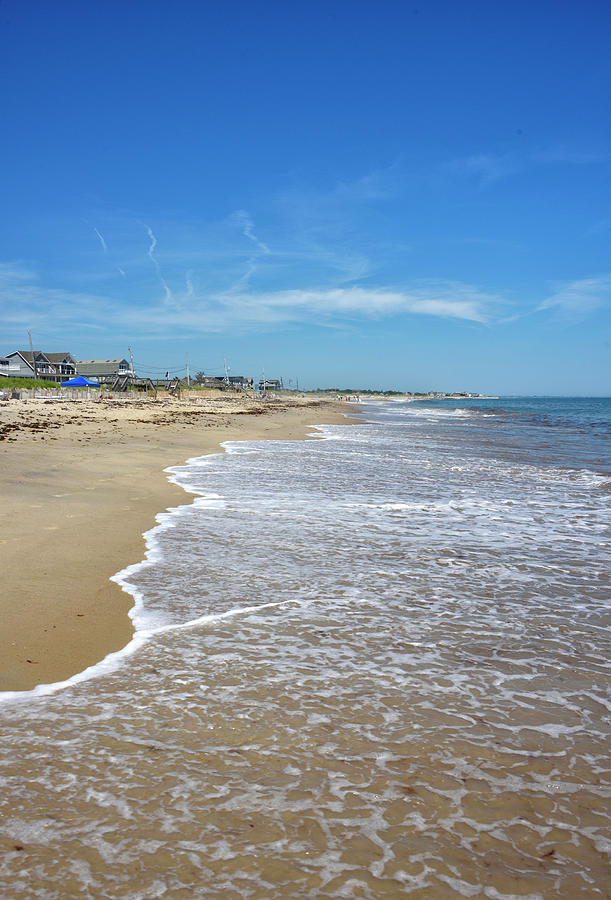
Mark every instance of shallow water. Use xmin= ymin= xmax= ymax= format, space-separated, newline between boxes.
xmin=0 ymin=399 xmax=609 ymax=898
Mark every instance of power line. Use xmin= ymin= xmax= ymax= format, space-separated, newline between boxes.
xmin=137 ymin=365 xmax=188 ymax=374
xmin=135 ymin=360 xmax=226 ymax=373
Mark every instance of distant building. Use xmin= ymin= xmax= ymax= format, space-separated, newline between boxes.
xmin=42 ymin=353 xmax=77 ymax=378
xmin=196 ymin=375 xmax=253 ymax=389
xmin=0 ymin=350 xmax=77 ymax=380
xmin=77 ymin=359 xmax=132 ymax=382
xmin=226 ymin=375 xmax=253 ymax=389
xmin=258 ymin=378 xmax=282 ymax=391
xmin=0 ymin=351 xmax=35 ymax=378
xmin=197 ymin=376 xmax=225 ymax=388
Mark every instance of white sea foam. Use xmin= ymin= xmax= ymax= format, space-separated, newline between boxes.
xmin=0 ymin=400 xmax=609 ymax=898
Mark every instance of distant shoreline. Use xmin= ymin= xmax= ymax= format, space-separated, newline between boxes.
xmin=345 ymin=394 xmax=501 ymax=401
xmin=402 ymin=394 xmax=500 ymax=400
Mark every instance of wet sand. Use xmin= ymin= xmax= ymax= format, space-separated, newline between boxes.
xmin=0 ymin=391 xmax=357 ymax=692
xmin=0 ymin=394 xmax=608 ymax=898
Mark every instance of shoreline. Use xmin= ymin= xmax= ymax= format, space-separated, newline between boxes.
xmin=0 ymin=392 xmax=359 ymax=693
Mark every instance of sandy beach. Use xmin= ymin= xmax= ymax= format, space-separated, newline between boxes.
xmin=0 ymin=391 xmax=357 ymax=693
xmin=1 ymin=395 xmax=608 ymax=897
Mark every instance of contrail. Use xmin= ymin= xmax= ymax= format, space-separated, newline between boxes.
xmin=185 ymin=271 xmax=194 ymax=298
xmin=229 ymin=211 xmax=271 ymax=291
xmin=237 ymin=210 xmax=270 ymax=254
xmin=143 ymin=222 xmax=173 ymax=303
xmin=145 ymin=224 xmax=157 ymax=260
xmin=117 ymin=266 xmax=127 ymax=278
xmin=232 ymin=259 xmax=258 ymax=291
xmin=160 ymin=277 xmax=173 ymax=303
xmin=243 ymin=220 xmax=270 ymax=254
xmin=93 ymin=226 xmax=108 ymax=253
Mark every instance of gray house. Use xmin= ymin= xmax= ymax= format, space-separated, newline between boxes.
xmin=44 ymin=353 xmax=77 ymax=378
xmin=0 ymin=351 xmax=35 ymax=378
xmin=0 ymin=350 xmax=76 ymax=380
xmin=227 ymin=375 xmax=254 ymax=389
xmin=77 ymin=359 xmax=132 ymax=382
xmin=196 ymin=374 xmax=254 ymax=390
xmin=210 ymin=375 xmax=254 ymax=389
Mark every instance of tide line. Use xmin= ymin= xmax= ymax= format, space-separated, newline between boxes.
xmin=0 ymin=598 xmax=297 ymax=705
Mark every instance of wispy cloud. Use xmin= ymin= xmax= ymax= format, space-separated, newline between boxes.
xmin=0 ymin=263 xmax=110 ymax=336
xmin=0 ymin=262 xmax=497 ymax=343
xmin=443 ymin=153 xmax=518 ymax=187
xmin=333 ymin=163 xmax=401 ymax=201
xmin=10 ymin=256 xmax=606 ymax=341
xmin=537 ymin=275 xmax=611 ymax=315
xmin=585 ymin=218 xmax=611 ymax=238
xmin=533 ymin=145 xmax=608 ymax=166
xmin=444 ymin=143 xmax=608 ymax=189
xmin=212 ymin=283 xmax=494 ymax=325
xmin=0 ymin=261 xmax=34 ymax=283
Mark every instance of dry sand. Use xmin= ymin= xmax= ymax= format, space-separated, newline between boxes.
xmin=0 ymin=391 xmax=358 ymax=692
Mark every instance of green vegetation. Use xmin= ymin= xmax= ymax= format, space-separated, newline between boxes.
xmin=0 ymin=376 xmax=65 ymax=390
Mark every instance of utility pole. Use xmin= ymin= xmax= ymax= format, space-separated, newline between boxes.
xmin=27 ymin=330 xmax=37 ymax=380
xmin=186 ymin=352 xmax=190 ymax=387
xmin=296 ymin=376 xmax=299 ymax=391
xmin=224 ymin=357 xmax=230 ymax=386
xmin=128 ymin=346 xmax=135 ymax=377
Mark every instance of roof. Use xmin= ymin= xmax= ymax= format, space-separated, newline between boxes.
xmin=44 ymin=352 xmax=76 ymax=364
xmin=4 ymin=350 xmax=76 ymax=370
xmin=77 ymin=359 xmax=130 ymax=376
xmin=6 ymin=351 xmax=35 ymax=366
xmin=78 ymin=359 xmax=129 ymax=365
xmin=16 ymin=349 xmax=44 ymax=359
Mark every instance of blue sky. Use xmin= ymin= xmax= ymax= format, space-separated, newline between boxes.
xmin=1 ymin=0 xmax=610 ymax=393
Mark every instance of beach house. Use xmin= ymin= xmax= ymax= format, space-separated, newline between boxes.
xmin=227 ymin=375 xmax=254 ymax=389
xmin=0 ymin=350 xmax=77 ymax=380
xmin=218 ymin=375 xmax=254 ymax=389
xmin=258 ymin=378 xmax=282 ymax=391
xmin=0 ymin=352 xmax=30 ymax=377
xmin=76 ymin=359 xmax=132 ymax=383
xmin=44 ymin=353 xmax=78 ymax=378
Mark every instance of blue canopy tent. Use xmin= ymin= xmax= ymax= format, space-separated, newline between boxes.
xmin=60 ymin=375 xmax=101 ymax=387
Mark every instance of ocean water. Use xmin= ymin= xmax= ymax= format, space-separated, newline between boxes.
xmin=0 ymin=397 xmax=609 ymax=899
